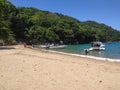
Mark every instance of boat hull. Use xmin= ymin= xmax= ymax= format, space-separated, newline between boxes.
xmin=40 ymin=45 xmax=67 ymax=49
xmin=49 ymin=45 xmax=67 ymax=49
xmin=89 ymin=47 xmax=105 ymax=51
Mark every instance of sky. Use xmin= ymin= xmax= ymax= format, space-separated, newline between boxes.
xmin=9 ymin=0 xmax=120 ymax=30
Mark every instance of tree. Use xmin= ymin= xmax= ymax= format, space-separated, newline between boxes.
xmin=0 ymin=0 xmax=14 ymax=45
xmin=1 ymin=1 xmax=120 ymax=45
xmin=0 ymin=21 xmax=14 ymax=45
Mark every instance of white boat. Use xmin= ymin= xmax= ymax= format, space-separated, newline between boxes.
xmin=40 ymin=44 xmax=67 ymax=49
xmin=88 ymin=42 xmax=105 ymax=51
xmin=49 ymin=45 xmax=67 ymax=49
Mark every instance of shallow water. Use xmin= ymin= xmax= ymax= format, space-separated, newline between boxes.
xmin=51 ymin=42 xmax=120 ymax=60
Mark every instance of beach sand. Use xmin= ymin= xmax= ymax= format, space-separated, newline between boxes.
xmin=0 ymin=45 xmax=120 ymax=90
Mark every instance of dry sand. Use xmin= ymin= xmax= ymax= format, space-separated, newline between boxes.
xmin=0 ymin=45 xmax=120 ymax=90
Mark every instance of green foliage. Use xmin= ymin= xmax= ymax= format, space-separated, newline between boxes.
xmin=0 ymin=0 xmax=15 ymax=45
xmin=27 ymin=26 xmax=46 ymax=43
xmin=0 ymin=1 xmax=120 ymax=45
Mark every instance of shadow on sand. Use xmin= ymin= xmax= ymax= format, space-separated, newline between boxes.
xmin=0 ymin=46 xmax=15 ymax=50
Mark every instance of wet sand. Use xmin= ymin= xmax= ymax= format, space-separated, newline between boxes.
xmin=0 ymin=45 xmax=120 ymax=90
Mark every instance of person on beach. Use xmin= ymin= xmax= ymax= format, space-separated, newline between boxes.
xmin=85 ymin=49 xmax=89 ymax=55
xmin=32 ymin=44 xmax=34 ymax=48
xmin=24 ymin=43 xmax=27 ymax=47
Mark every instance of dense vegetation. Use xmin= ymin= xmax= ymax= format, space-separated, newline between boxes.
xmin=0 ymin=0 xmax=120 ymax=45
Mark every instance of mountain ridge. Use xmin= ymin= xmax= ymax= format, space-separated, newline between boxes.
xmin=0 ymin=0 xmax=120 ymax=44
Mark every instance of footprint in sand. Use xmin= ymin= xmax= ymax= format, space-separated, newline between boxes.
xmin=99 ymin=80 xmax=102 ymax=83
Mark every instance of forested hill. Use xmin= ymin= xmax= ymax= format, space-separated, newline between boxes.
xmin=0 ymin=0 xmax=120 ymax=45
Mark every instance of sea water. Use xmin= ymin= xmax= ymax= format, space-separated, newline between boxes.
xmin=51 ymin=42 xmax=120 ymax=60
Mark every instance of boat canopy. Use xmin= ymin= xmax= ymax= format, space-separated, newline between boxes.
xmin=91 ymin=42 xmax=103 ymax=47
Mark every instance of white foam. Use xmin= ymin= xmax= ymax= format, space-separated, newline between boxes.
xmin=37 ymin=48 xmax=120 ymax=63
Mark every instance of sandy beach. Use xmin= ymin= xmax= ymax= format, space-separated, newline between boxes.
xmin=0 ymin=45 xmax=120 ymax=90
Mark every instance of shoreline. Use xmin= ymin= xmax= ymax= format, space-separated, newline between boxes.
xmin=0 ymin=45 xmax=120 ymax=90
xmin=33 ymin=47 xmax=120 ymax=63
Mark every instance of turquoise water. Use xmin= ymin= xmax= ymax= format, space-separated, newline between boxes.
xmin=52 ymin=42 xmax=120 ymax=59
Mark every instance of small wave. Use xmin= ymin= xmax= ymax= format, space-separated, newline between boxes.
xmin=43 ymin=49 xmax=120 ymax=63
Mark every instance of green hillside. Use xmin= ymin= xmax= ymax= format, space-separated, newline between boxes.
xmin=0 ymin=0 xmax=120 ymax=45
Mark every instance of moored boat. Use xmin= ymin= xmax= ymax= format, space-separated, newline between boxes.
xmin=88 ymin=42 xmax=105 ymax=51
xmin=40 ymin=44 xmax=67 ymax=49
xmin=49 ymin=45 xmax=67 ymax=49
